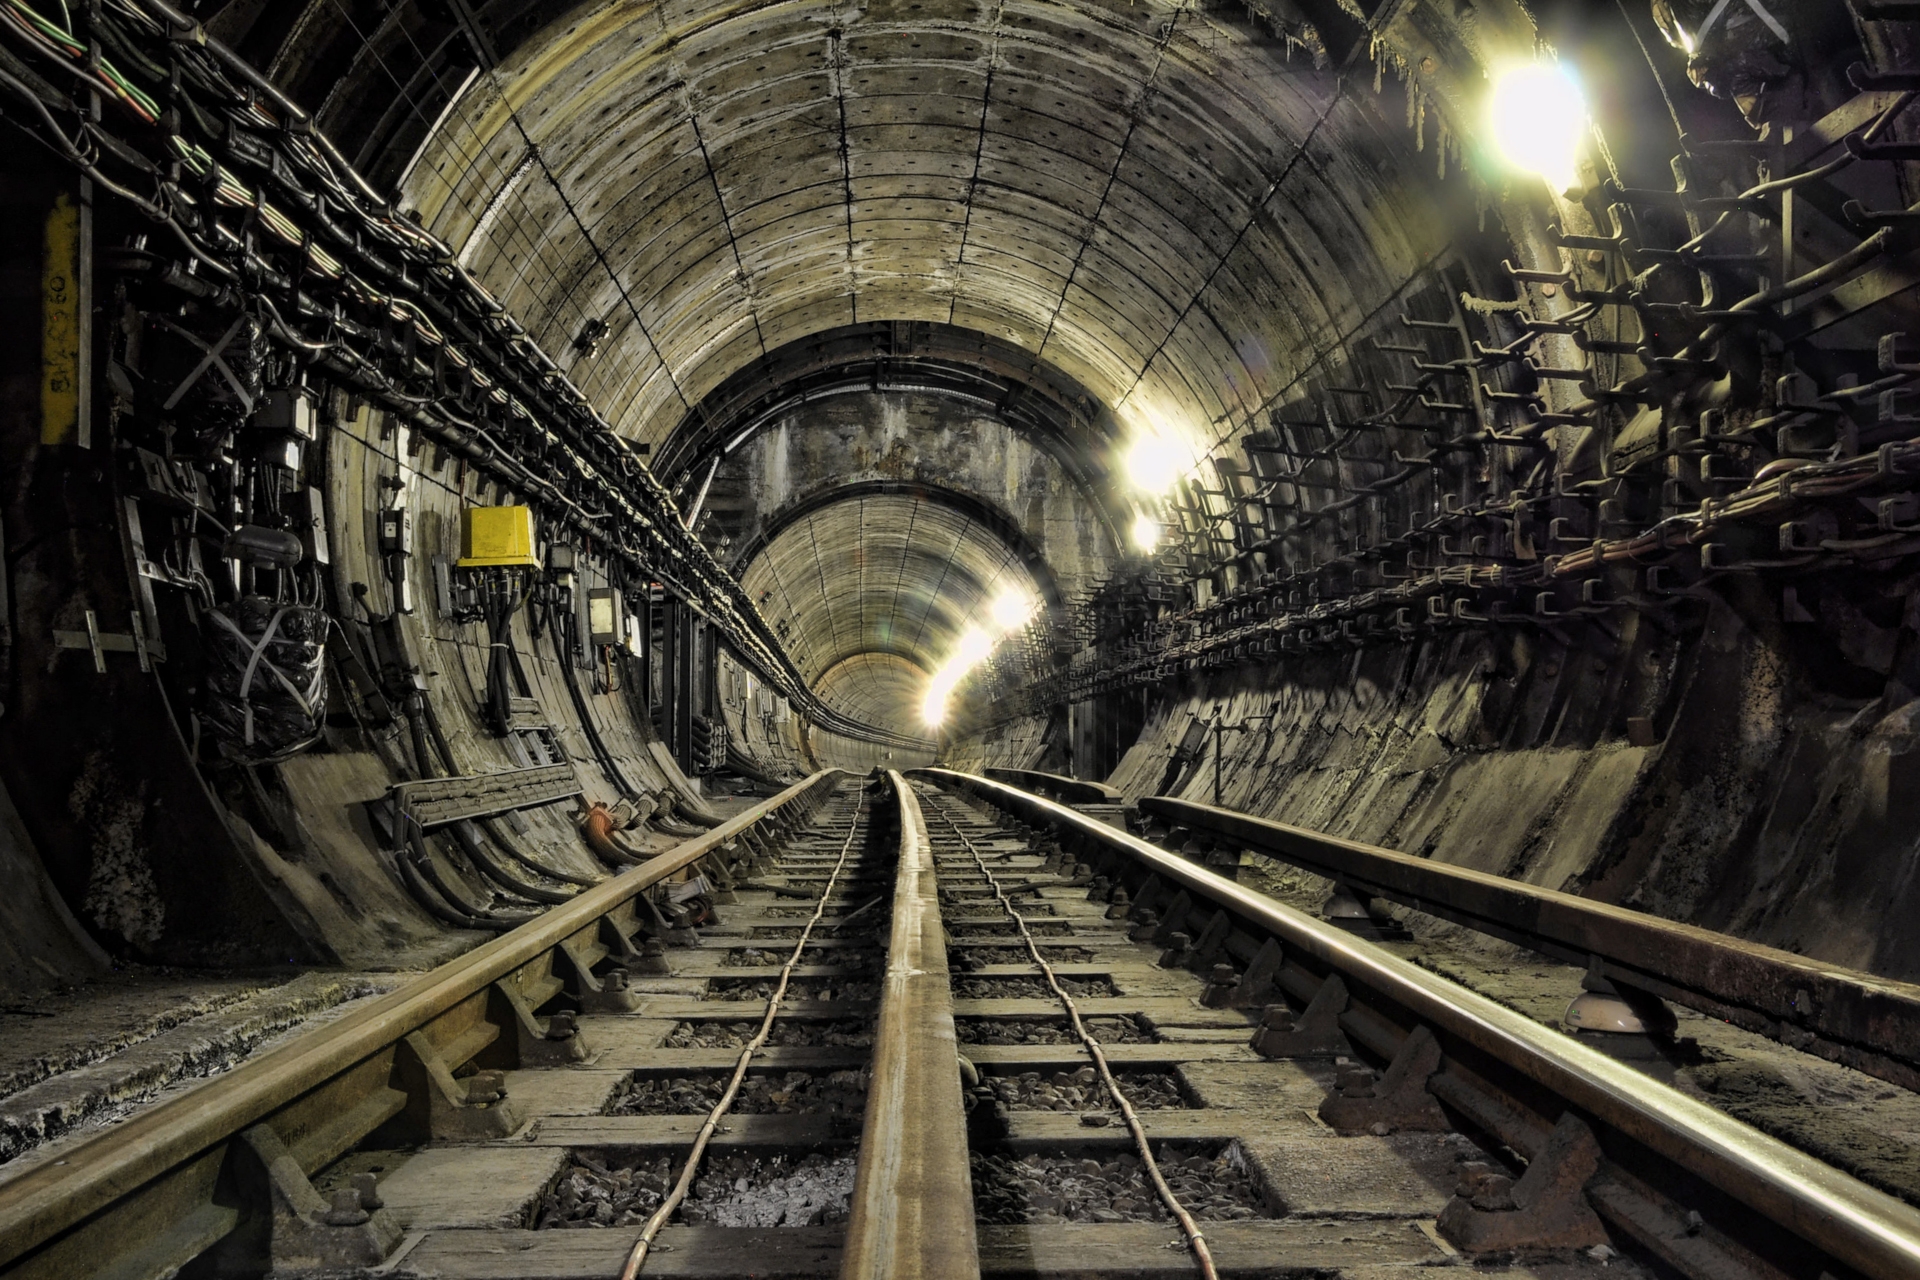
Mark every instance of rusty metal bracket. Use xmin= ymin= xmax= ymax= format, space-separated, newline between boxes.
xmin=1437 ymin=1112 xmax=1608 ymax=1252
xmin=395 ymin=1031 xmax=519 ymax=1142
xmin=490 ymin=980 xmax=588 ymax=1068
xmin=558 ymin=934 xmax=638 ymax=1012
xmin=1318 ymin=1024 xmax=1451 ymax=1133
xmin=229 ymin=1125 xmax=402 ymax=1273
xmin=1252 ymin=973 xmax=1352 ymax=1057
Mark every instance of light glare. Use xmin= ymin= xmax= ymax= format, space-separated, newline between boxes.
xmin=990 ymin=589 xmax=1035 ymax=631
xmin=1489 ymin=62 xmax=1587 ymax=192
xmin=1122 ymin=433 xmax=1193 ymax=494
xmin=1130 ymin=513 xmax=1160 ymax=553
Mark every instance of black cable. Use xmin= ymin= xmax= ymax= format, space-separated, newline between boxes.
xmin=545 ymin=595 xmax=646 ymax=801
xmin=404 ymin=824 xmax=537 ymax=931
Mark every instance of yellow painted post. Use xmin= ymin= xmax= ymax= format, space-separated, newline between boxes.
xmin=40 ymin=190 xmax=89 ymax=448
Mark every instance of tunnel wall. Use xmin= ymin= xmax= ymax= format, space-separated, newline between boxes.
xmin=715 ymin=391 xmax=1116 ymax=593
xmin=1083 ymin=586 xmax=1920 ymax=983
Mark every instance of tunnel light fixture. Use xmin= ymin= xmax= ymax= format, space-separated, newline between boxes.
xmin=921 ymin=680 xmax=952 ymax=727
xmin=1131 ymin=513 xmax=1160 ymax=554
xmin=953 ymin=626 xmax=994 ymax=666
xmin=919 ymin=604 xmax=1038 ymax=726
xmin=1488 ymin=61 xmax=1588 ymax=193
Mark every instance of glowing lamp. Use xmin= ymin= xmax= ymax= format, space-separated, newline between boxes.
xmin=1488 ymin=62 xmax=1587 ymax=193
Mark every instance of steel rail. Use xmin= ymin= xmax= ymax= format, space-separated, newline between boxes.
xmin=919 ymin=769 xmax=1920 ymax=1280
xmin=983 ymin=767 xmax=1122 ymax=805
xmin=0 ymin=770 xmax=845 ymax=1273
xmin=839 ymin=772 xmax=980 ymax=1280
xmin=1142 ymin=794 xmax=1920 ymax=1091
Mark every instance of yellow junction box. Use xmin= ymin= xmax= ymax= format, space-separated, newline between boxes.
xmin=457 ymin=504 xmax=540 ymax=568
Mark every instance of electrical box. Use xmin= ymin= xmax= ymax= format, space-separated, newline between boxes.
xmin=377 ymin=505 xmax=411 ymax=557
xmin=587 ymin=586 xmax=626 ymax=647
xmin=458 ymin=505 xmax=539 ymax=568
xmin=254 ymin=388 xmax=316 ymax=440
xmin=285 ymin=486 xmax=329 ymax=565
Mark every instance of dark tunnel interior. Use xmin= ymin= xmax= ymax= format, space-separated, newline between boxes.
xmin=3 ymin=0 xmax=1920 ymax=1274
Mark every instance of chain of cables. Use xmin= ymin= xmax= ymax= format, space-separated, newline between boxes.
xmin=926 ymin=793 xmax=1221 ymax=1280
xmin=0 ymin=0 xmax=930 ymax=753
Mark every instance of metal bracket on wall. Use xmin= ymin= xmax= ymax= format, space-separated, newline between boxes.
xmin=52 ymin=608 xmax=165 ymax=672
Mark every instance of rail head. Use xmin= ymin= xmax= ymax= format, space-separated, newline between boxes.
xmin=918 ymin=768 xmax=1920 ymax=1280
xmin=0 ymin=770 xmax=846 ymax=1272
xmin=840 ymin=772 xmax=980 ymax=1280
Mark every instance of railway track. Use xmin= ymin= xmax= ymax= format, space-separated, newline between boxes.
xmin=3 ymin=769 xmax=1920 ymax=1279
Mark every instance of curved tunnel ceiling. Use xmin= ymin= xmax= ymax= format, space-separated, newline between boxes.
xmin=812 ymin=652 xmax=939 ymax=748
xmin=402 ymin=0 xmax=1454 ymax=459
xmin=729 ymin=479 xmax=1068 ymax=609
xmin=652 ymin=322 xmax=1129 ymax=544
xmin=737 ymin=491 xmax=1046 ymax=710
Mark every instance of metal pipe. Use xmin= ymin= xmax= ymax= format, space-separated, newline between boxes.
xmin=918 ymin=769 xmax=1920 ymax=1280
xmin=840 ymin=773 xmax=979 ymax=1280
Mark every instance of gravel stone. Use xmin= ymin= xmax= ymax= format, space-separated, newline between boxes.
xmin=986 ymin=1068 xmax=1187 ymax=1112
xmin=970 ymin=1143 xmax=1266 ymax=1224
xmin=607 ymin=1070 xmax=868 ymax=1117
xmin=723 ymin=948 xmax=881 ymax=971
xmin=948 ymin=921 xmax=1074 ymax=939
xmin=945 ymin=903 xmax=1056 ymax=919
xmin=955 ymin=1016 xmax=1152 ymax=1045
xmin=954 ymin=976 xmax=1116 ymax=999
xmin=538 ymin=1152 xmax=856 ymax=1229
xmin=956 ymin=946 xmax=1095 ymax=966
xmin=704 ymin=978 xmax=878 ymax=1002
xmin=664 ymin=1020 xmax=874 ymax=1048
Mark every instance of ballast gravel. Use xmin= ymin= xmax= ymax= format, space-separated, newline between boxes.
xmin=956 ymin=1015 xmax=1153 ymax=1045
xmin=607 ymin=1070 xmax=867 ymax=1117
xmin=538 ymin=1152 xmax=856 ymax=1229
xmin=970 ymin=1144 xmax=1268 ymax=1224
xmin=955 ymin=945 xmax=1095 ymax=966
xmin=664 ymin=1020 xmax=873 ymax=1048
xmin=948 ymin=921 xmax=1074 ymax=939
xmin=954 ymin=975 xmax=1117 ymax=999
xmin=986 ymin=1067 xmax=1187 ymax=1112
xmin=703 ymin=979 xmax=879 ymax=1002
xmin=722 ymin=947 xmax=881 ymax=970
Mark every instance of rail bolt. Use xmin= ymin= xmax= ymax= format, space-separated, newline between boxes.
xmin=1200 ymin=964 xmax=1241 ymax=1008
xmin=323 ymin=1188 xmax=372 ymax=1227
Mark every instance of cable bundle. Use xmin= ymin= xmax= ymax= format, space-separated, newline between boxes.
xmin=200 ymin=595 xmax=329 ymax=763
